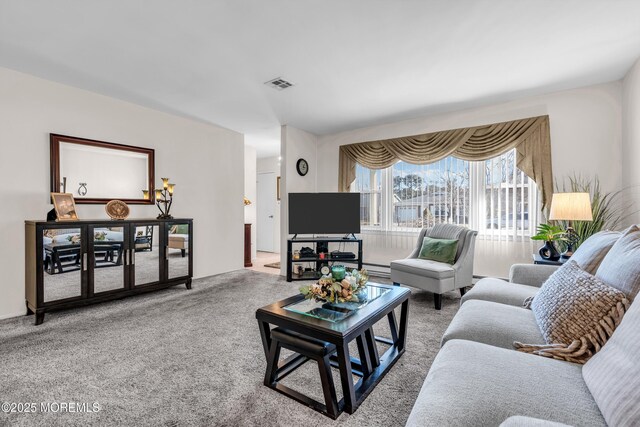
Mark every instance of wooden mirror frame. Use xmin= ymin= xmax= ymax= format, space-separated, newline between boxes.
xmin=50 ymin=134 xmax=155 ymax=205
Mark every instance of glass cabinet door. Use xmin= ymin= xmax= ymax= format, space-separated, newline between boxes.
xmin=89 ymin=225 xmax=127 ymax=294
xmin=131 ymin=223 xmax=161 ymax=286
xmin=167 ymin=222 xmax=190 ymax=279
xmin=42 ymin=226 xmax=83 ymax=303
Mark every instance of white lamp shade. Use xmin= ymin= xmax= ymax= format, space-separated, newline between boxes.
xmin=549 ymin=192 xmax=593 ymax=221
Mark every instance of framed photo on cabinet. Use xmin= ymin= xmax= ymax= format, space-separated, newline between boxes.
xmin=51 ymin=192 xmax=79 ymax=221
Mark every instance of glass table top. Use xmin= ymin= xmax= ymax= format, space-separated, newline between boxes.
xmin=284 ymin=284 xmax=390 ymax=323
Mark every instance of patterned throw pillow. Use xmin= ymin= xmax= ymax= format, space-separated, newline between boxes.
xmin=418 ymin=237 xmax=458 ymax=264
xmin=515 ymin=260 xmax=629 ymax=364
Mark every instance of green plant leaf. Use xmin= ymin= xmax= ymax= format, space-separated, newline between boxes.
xmin=553 ymin=174 xmax=634 ymax=248
xmin=531 ymin=223 xmax=568 ymax=242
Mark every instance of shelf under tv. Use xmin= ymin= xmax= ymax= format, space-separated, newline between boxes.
xmin=289 ymin=271 xmax=323 ymax=281
xmin=289 ymin=236 xmax=360 ymax=243
xmin=286 ymin=237 xmax=363 ymax=282
xmin=293 ymin=257 xmax=359 ymax=263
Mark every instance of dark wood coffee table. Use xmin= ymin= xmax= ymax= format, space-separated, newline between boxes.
xmin=256 ymin=283 xmax=410 ymax=418
xmin=44 ymin=241 xmax=124 ymax=274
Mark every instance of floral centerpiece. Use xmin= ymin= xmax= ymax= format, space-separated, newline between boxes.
xmin=300 ymin=268 xmax=369 ymax=304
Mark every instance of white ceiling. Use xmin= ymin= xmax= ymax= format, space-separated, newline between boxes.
xmin=1 ymin=0 xmax=640 ymax=156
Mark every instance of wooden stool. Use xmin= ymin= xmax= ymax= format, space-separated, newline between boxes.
xmin=265 ymin=327 xmax=339 ymax=419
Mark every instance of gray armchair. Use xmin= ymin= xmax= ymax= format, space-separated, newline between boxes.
xmin=390 ymin=224 xmax=477 ymax=309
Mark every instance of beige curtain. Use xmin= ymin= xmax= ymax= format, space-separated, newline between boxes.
xmin=338 ymin=115 xmax=553 ymax=210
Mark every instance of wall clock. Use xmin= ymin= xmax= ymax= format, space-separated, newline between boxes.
xmin=296 ymin=158 xmax=309 ymax=176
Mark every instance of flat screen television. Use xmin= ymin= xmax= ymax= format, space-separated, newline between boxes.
xmin=288 ymin=192 xmax=361 ymax=235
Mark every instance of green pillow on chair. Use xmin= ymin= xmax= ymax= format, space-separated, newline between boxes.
xmin=171 ymin=224 xmax=190 ymax=235
xmin=418 ymin=237 xmax=458 ymax=264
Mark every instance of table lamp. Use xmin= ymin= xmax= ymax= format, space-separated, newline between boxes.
xmin=549 ymin=192 xmax=593 ymax=258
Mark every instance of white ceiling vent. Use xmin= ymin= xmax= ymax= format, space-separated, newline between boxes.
xmin=264 ymin=77 xmax=294 ymax=90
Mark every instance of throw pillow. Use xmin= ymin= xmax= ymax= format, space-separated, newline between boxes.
xmin=595 ymin=225 xmax=640 ymax=300
xmin=418 ymin=237 xmax=458 ymax=264
xmin=515 ymin=260 xmax=629 ymax=364
xmin=570 ymin=230 xmax=621 ymax=274
xmin=582 ymin=297 xmax=640 ymax=426
xmin=427 ymin=224 xmax=465 ymax=260
xmin=175 ymin=224 xmax=189 ymax=234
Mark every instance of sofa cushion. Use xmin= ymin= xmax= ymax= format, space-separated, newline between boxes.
xmin=389 ymin=258 xmax=454 ymax=279
xmin=405 ymin=339 xmax=605 ymax=427
xmin=418 ymin=236 xmax=458 ymax=264
xmin=461 ymin=277 xmax=539 ymax=306
xmin=570 ymin=230 xmax=621 ymax=274
xmin=519 ymin=260 xmax=629 ymax=364
xmin=595 ymin=225 xmax=640 ymax=300
xmin=442 ymin=299 xmax=544 ymax=349
xmin=509 ymin=264 xmax=560 ymax=288
xmin=51 ymin=233 xmax=81 ymax=243
xmin=582 ymin=298 xmax=640 ymax=426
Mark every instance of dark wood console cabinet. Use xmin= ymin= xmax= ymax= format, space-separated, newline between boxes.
xmin=25 ymin=218 xmax=193 ymax=325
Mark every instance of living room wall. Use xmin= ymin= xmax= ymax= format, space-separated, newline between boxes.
xmin=315 ymin=82 xmax=623 ymax=277
xmin=0 ymin=66 xmax=245 ymax=319
xmin=279 ymin=125 xmax=318 ymax=275
xmin=623 ymin=58 xmax=640 ymax=225
xmin=244 ymin=144 xmax=258 ymax=262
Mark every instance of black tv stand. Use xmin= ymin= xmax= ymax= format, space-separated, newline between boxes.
xmin=286 ymin=236 xmax=363 ymax=282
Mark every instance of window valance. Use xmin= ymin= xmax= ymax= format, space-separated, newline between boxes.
xmin=338 ymin=115 xmax=553 ymax=210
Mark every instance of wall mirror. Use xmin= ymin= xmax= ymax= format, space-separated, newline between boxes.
xmin=50 ymin=134 xmax=155 ymax=204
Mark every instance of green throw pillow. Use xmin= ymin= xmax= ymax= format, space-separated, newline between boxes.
xmin=418 ymin=237 xmax=458 ymax=264
xmin=173 ymin=224 xmax=189 ymax=234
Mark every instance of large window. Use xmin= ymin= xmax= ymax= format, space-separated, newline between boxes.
xmin=352 ymin=149 xmax=539 ymax=238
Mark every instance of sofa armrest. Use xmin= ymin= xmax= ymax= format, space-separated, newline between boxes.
xmin=509 ymin=264 xmax=559 ymax=288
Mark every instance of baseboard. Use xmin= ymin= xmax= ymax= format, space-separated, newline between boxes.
xmin=0 ymin=310 xmax=27 ymax=321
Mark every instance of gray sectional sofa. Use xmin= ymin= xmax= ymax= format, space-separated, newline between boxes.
xmin=405 ymin=229 xmax=640 ymax=426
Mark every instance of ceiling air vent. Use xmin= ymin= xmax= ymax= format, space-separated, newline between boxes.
xmin=265 ymin=77 xmax=294 ymax=91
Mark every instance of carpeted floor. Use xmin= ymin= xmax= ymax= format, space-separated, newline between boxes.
xmin=0 ymin=270 xmax=460 ymax=426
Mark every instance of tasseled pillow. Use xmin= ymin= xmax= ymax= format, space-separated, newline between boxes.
xmin=515 ymin=260 xmax=629 ymax=364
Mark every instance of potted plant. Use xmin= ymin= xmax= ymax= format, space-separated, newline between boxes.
xmin=531 ymin=224 xmax=567 ymax=261
xmin=554 ymin=175 xmax=631 ymax=249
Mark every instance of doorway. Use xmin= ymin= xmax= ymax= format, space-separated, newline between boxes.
xmin=257 ymin=172 xmax=277 ymax=252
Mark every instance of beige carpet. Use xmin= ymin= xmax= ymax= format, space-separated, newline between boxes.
xmin=0 ymin=270 xmax=460 ymax=426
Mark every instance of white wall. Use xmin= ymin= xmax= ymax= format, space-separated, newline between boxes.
xmin=280 ymin=125 xmax=318 ymax=275
xmin=316 ymin=82 xmax=623 ymax=277
xmin=0 ymin=66 xmax=245 ymax=319
xmin=244 ymin=144 xmax=257 ymax=261
xmin=318 ymin=82 xmax=623 ymax=193
xmin=623 ymin=58 xmax=640 ymax=225
xmin=256 ymin=155 xmax=282 ymax=254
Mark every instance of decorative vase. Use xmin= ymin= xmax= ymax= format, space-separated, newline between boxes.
xmin=538 ymin=241 xmax=560 ymax=261
xmin=331 ymin=265 xmax=346 ymax=281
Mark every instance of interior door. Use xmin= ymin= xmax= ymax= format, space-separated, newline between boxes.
xmin=257 ymin=172 xmax=276 ymax=252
